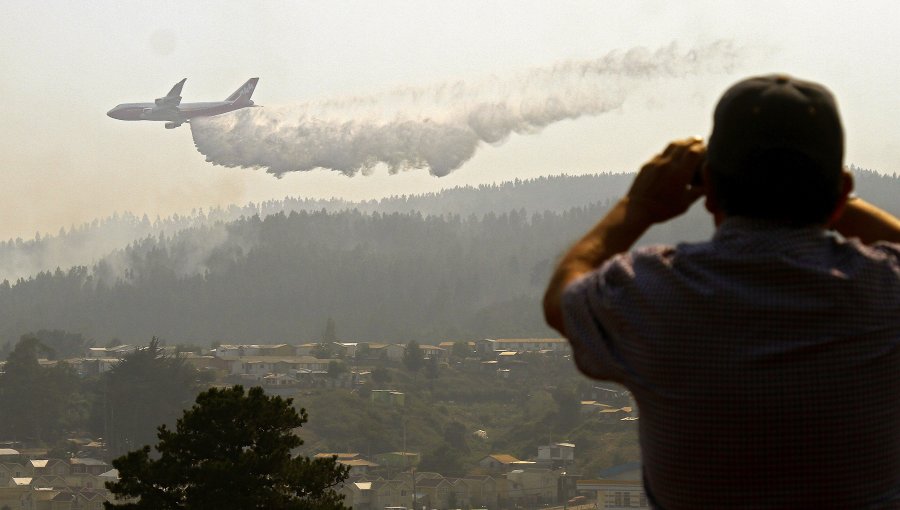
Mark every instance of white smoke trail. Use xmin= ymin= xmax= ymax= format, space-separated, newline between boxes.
xmin=191 ymin=41 xmax=743 ymax=177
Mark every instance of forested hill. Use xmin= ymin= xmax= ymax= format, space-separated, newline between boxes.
xmin=0 ymin=168 xmax=897 ymax=348
xmin=0 ymin=173 xmax=634 ymax=283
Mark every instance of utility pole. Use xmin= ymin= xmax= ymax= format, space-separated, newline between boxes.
xmin=411 ymin=466 xmax=417 ymax=510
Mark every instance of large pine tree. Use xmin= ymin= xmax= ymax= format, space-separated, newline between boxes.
xmin=105 ymin=385 xmax=350 ymax=510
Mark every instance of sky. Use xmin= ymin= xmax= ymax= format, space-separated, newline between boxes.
xmin=1 ymin=1 xmax=899 ymax=240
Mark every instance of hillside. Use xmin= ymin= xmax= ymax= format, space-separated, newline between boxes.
xmin=0 ymin=168 xmax=897 ymax=348
xmin=0 ymin=173 xmax=633 ymax=283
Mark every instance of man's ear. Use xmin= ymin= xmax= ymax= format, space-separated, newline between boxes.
xmin=702 ymin=164 xmax=727 ymax=227
xmin=702 ymin=163 xmax=722 ymax=215
xmin=826 ymin=170 xmax=855 ymax=226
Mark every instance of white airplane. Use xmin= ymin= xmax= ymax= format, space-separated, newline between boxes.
xmin=107 ymin=78 xmax=259 ymax=129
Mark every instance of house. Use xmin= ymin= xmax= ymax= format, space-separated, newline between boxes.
xmin=9 ymin=477 xmax=32 ymax=488
xmin=33 ymin=474 xmax=68 ymax=489
xmin=68 ymin=458 xmax=109 ymax=476
xmin=73 ymin=357 xmax=120 ymax=376
xmin=537 ymin=443 xmax=575 ymax=465
xmin=262 ymin=373 xmax=300 ymax=386
xmin=0 ymin=461 xmax=28 ymax=480
xmin=216 ymin=344 xmax=259 ymax=357
xmin=295 ymin=343 xmax=320 ymax=356
xmin=30 ymin=487 xmax=67 ymax=509
xmin=497 ymin=351 xmax=519 ymax=364
xmin=418 ymin=345 xmax=448 ymax=363
xmin=313 ymin=452 xmax=380 ymax=474
xmin=507 ymin=468 xmax=558 ymax=506
xmin=481 ymin=338 xmax=569 ymax=354
xmin=456 ymin=475 xmax=506 ymax=509
xmin=217 ymin=343 xmax=299 ymax=358
xmin=64 ymin=472 xmax=103 ymax=490
xmin=338 ymin=459 xmax=380 ymax=475
xmin=257 ymin=344 xmax=296 ymax=357
xmin=374 ymin=452 xmax=419 ymax=469
xmin=478 ymin=454 xmax=522 ymax=472
xmin=73 ymin=489 xmax=109 ymax=510
xmin=0 ymin=485 xmax=29 ymax=510
xmin=86 ymin=345 xmax=133 ymax=359
xmin=438 ymin=341 xmax=476 ymax=357
xmin=414 ymin=477 xmax=454 ymax=509
xmin=29 ymin=459 xmax=70 ymax=477
xmin=370 ymin=390 xmax=405 ymax=406
xmin=333 ymin=342 xmax=359 ymax=358
xmin=181 ymin=353 xmax=230 ymax=373
xmin=369 ymin=479 xmax=409 ymax=509
xmin=340 ymin=480 xmax=374 ymax=510
xmin=577 ymin=479 xmax=648 ymax=509
xmin=365 ymin=343 xmax=405 ymax=362
xmin=223 ymin=355 xmax=333 ymax=376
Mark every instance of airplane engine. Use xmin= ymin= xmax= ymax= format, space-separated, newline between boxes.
xmin=164 ymin=122 xmax=180 ymax=129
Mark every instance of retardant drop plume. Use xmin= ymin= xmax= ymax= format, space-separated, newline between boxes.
xmin=191 ymin=41 xmax=742 ymax=177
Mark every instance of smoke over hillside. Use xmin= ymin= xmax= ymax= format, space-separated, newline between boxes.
xmin=191 ymin=41 xmax=743 ymax=177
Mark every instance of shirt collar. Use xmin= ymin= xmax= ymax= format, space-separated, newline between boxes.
xmin=712 ymin=217 xmax=839 ymax=255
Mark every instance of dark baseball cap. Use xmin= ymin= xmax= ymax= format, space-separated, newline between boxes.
xmin=707 ymin=74 xmax=844 ymax=177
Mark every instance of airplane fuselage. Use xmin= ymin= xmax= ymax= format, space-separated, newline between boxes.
xmin=107 ymin=78 xmax=258 ymax=128
xmin=106 ymin=100 xmax=254 ymax=122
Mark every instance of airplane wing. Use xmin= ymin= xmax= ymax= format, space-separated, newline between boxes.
xmin=155 ymin=78 xmax=187 ymax=108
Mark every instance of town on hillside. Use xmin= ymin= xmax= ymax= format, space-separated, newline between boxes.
xmin=0 ymin=337 xmax=644 ymax=510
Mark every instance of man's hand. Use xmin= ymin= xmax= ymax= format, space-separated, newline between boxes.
xmin=543 ymin=137 xmax=706 ymax=337
xmin=625 ymin=137 xmax=706 ymax=224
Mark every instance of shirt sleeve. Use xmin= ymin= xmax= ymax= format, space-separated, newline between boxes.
xmin=874 ymin=241 xmax=900 ymax=271
xmin=560 ymin=258 xmax=632 ymax=383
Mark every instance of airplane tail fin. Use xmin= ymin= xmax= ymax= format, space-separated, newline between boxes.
xmin=226 ymin=78 xmax=259 ymax=102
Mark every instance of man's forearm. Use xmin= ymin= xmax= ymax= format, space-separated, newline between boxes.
xmin=832 ymin=198 xmax=900 ymax=244
xmin=543 ymin=138 xmax=706 ymax=337
xmin=542 ymin=197 xmax=655 ymax=336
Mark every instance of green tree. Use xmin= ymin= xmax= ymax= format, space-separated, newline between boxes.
xmin=91 ymin=338 xmax=199 ymax=456
xmin=551 ymin=384 xmax=581 ymax=429
xmin=443 ymin=420 xmax=470 ymax=454
xmin=322 ymin=317 xmax=337 ymax=343
xmin=418 ymin=442 xmax=464 ymax=476
xmin=450 ymin=341 xmax=472 ymax=360
xmin=371 ymin=367 xmax=392 ymax=386
xmin=0 ymin=335 xmax=81 ymax=443
xmin=28 ymin=329 xmax=93 ymax=360
xmin=402 ymin=340 xmax=423 ymax=373
xmin=424 ymin=356 xmax=439 ymax=389
xmin=105 ymin=385 xmax=350 ymax=510
xmin=327 ymin=360 xmax=347 ymax=379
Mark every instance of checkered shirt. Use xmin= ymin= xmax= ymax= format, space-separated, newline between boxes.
xmin=562 ymin=217 xmax=900 ymax=509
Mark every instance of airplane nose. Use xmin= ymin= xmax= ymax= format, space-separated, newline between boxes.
xmin=107 ymin=108 xmax=117 ymax=119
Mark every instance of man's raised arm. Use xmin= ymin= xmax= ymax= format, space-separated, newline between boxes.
xmin=543 ymin=138 xmax=706 ymax=337
xmin=832 ymin=195 xmax=900 ymax=245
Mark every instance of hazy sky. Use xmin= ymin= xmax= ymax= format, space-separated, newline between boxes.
xmin=1 ymin=1 xmax=899 ymax=240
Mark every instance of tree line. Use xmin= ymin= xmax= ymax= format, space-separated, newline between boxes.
xmin=0 ymin=335 xmax=199 ymax=458
xmin=0 ymin=169 xmax=896 ymax=347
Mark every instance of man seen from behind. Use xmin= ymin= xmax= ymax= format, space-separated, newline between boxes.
xmin=543 ymin=74 xmax=900 ymax=508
